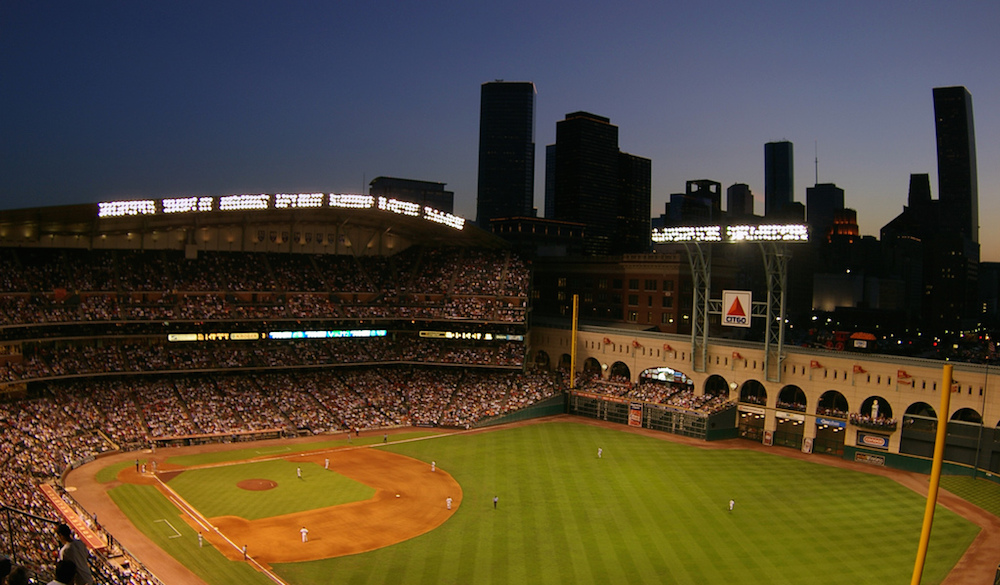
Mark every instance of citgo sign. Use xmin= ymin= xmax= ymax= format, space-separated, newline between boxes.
xmin=722 ymin=290 xmax=752 ymax=328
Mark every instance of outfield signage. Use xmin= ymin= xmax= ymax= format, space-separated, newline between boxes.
xmin=628 ymin=402 xmax=643 ymax=427
xmin=775 ymin=411 xmax=804 ymax=422
xmin=738 ymin=405 xmax=765 ymax=415
xmin=857 ymin=431 xmax=890 ymax=450
xmin=722 ymin=290 xmax=752 ymax=328
xmin=854 ymin=452 xmax=886 ymax=466
xmin=816 ymin=417 xmax=847 ymax=428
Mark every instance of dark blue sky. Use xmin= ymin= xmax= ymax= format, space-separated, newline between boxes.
xmin=2 ymin=1 xmax=998 ymax=258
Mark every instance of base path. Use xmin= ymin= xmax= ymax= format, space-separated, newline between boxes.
xmin=198 ymin=448 xmax=461 ymax=564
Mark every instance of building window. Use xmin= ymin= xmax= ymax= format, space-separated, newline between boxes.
xmin=647 ymin=296 xmax=653 ymax=307
xmin=661 ymin=313 xmax=673 ymax=324
xmin=583 ymin=292 xmax=593 ymax=303
xmin=557 ymin=277 xmax=567 ymax=288
xmin=557 ymin=291 xmax=566 ymax=301
xmin=598 ymin=278 xmax=608 ymax=290
xmin=662 ymin=297 xmax=673 ymax=308
xmin=663 ymin=279 xmax=674 ymax=291
xmin=628 ymin=294 xmax=639 ymax=306
xmin=628 ymin=279 xmax=639 ymax=290
xmin=612 ymin=293 xmax=622 ymax=304
xmin=613 ymin=278 xmax=623 ymax=289
xmin=644 ymin=279 xmax=657 ymax=291
xmin=628 ymin=311 xmax=638 ymax=322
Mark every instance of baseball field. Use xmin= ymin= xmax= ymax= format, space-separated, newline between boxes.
xmin=70 ymin=419 xmax=995 ymax=585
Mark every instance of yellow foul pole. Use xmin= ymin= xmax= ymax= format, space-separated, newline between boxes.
xmin=570 ymin=294 xmax=579 ymax=390
xmin=910 ymin=363 xmax=953 ymax=585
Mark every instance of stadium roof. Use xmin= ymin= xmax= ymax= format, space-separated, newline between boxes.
xmin=0 ymin=196 xmax=507 ymax=250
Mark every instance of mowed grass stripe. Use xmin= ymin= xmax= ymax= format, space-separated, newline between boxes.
xmin=166 ymin=459 xmax=374 ymax=520
xmin=108 ymin=483 xmax=273 ymax=585
xmin=165 ymin=431 xmax=440 ymax=467
xmin=107 ymin=421 xmax=980 ymax=585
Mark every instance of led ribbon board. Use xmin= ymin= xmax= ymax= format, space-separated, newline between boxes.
xmin=98 ymin=193 xmax=465 ymax=230
xmin=652 ymin=223 xmax=809 ymax=243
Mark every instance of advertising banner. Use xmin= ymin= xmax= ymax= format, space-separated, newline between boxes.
xmin=855 ymin=452 xmax=886 ymax=466
xmin=816 ymin=417 xmax=847 ymax=428
xmin=857 ymin=431 xmax=890 ymax=450
xmin=628 ymin=402 xmax=643 ymax=427
xmin=722 ymin=290 xmax=752 ymax=328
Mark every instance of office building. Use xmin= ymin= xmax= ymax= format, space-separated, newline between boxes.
xmin=764 ymin=141 xmax=794 ymax=218
xmin=806 ymin=183 xmax=845 ymax=242
xmin=476 ymin=81 xmax=536 ymax=229
xmin=548 ymin=112 xmax=650 ymax=256
xmin=933 ymin=86 xmax=979 ymax=243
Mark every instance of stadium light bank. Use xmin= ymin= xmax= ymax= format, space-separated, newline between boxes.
xmin=651 ymin=223 xmax=809 ymax=243
xmin=97 ymin=193 xmax=466 ymax=231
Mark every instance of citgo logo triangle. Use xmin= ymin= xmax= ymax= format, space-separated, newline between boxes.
xmin=727 ymin=298 xmax=746 ymax=317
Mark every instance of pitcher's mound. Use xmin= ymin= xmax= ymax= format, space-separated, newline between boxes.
xmin=237 ymin=479 xmax=277 ymax=491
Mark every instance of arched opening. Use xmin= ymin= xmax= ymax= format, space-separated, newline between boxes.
xmin=737 ymin=380 xmax=767 ymax=443
xmin=777 ymin=385 xmax=807 ymax=412
xmin=534 ymin=350 xmax=550 ymax=371
xmin=608 ymin=361 xmax=631 ymax=383
xmin=582 ymin=357 xmax=603 ymax=379
xmin=951 ymin=408 xmax=983 ymax=424
xmin=904 ymin=402 xmax=937 ymax=432
xmin=899 ymin=401 xmax=937 ymax=458
xmin=558 ymin=353 xmax=571 ymax=373
xmin=814 ymin=390 xmax=849 ymax=456
xmin=817 ymin=390 xmax=848 ymax=418
xmin=944 ymin=409 xmax=985 ymax=467
xmin=703 ymin=375 xmax=730 ymax=399
xmin=739 ymin=380 xmax=767 ymax=406
xmin=852 ymin=396 xmax=896 ymax=431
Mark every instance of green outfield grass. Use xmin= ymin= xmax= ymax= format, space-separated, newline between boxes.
xmin=939 ymin=475 xmax=1000 ymax=518
xmin=109 ymin=421 xmax=981 ymax=585
xmin=163 ymin=431 xmax=439 ymax=467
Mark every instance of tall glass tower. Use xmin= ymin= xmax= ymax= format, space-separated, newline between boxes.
xmin=476 ymin=81 xmax=536 ymax=229
xmin=933 ymin=86 xmax=978 ymax=243
xmin=764 ymin=141 xmax=794 ymax=218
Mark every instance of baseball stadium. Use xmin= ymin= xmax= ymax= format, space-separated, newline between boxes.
xmin=1 ymin=194 xmax=999 ymax=585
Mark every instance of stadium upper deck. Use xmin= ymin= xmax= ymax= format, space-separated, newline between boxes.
xmin=0 ymin=192 xmax=503 ymax=253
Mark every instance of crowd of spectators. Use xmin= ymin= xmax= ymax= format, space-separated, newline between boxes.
xmin=0 ymin=337 xmax=526 ymax=385
xmin=573 ymin=375 xmax=735 ymax=416
xmin=0 ymin=365 xmax=560 ymax=583
xmin=0 ymin=242 xmax=539 ymax=584
xmin=0 ymin=246 xmax=530 ymax=329
xmin=848 ymin=413 xmax=898 ymax=431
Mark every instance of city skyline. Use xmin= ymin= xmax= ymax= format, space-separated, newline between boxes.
xmin=2 ymin=2 xmax=998 ymax=260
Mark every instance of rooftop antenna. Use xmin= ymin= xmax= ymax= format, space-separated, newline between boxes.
xmin=814 ymin=141 xmax=819 ymax=186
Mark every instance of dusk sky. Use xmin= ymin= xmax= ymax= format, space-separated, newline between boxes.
xmin=2 ymin=2 xmax=997 ymax=259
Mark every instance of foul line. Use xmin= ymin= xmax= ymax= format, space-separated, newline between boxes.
xmin=153 ymin=475 xmax=288 ymax=585
xmin=153 ymin=518 xmax=182 ymax=539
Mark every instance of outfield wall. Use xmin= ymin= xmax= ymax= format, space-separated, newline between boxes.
xmin=474 ymin=394 xmax=567 ymax=428
xmin=566 ymin=391 xmax=737 ymax=440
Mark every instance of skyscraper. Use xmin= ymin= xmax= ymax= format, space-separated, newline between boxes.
xmin=548 ymin=111 xmax=650 ymax=256
xmin=933 ymin=86 xmax=979 ymax=243
xmin=764 ymin=141 xmax=794 ymax=218
xmin=726 ymin=183 xmax=754 ymax=218
xmin=806 ymin=183 xmax=845 ymax=242
xmin=476 ymin=81 xmax=536 ymax=229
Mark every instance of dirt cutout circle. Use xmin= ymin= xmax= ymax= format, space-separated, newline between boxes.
xmin=236 ymin=479 xmax=277 ymax=491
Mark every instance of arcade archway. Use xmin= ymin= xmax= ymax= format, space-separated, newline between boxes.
xmin=534 ymin=350 xmax=550 ymax=371
xmin=737 ymin=380 xmax=767 ymax=442
xmin=774 ymin=385 xmax=807 ymax=449
xmin=900 ymin=401 xmax=937 ymax=458
xmin=608 ymin=361 xmax=631 ymax=382
xmin=814 ymin=390 xmax=849 ymax=456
